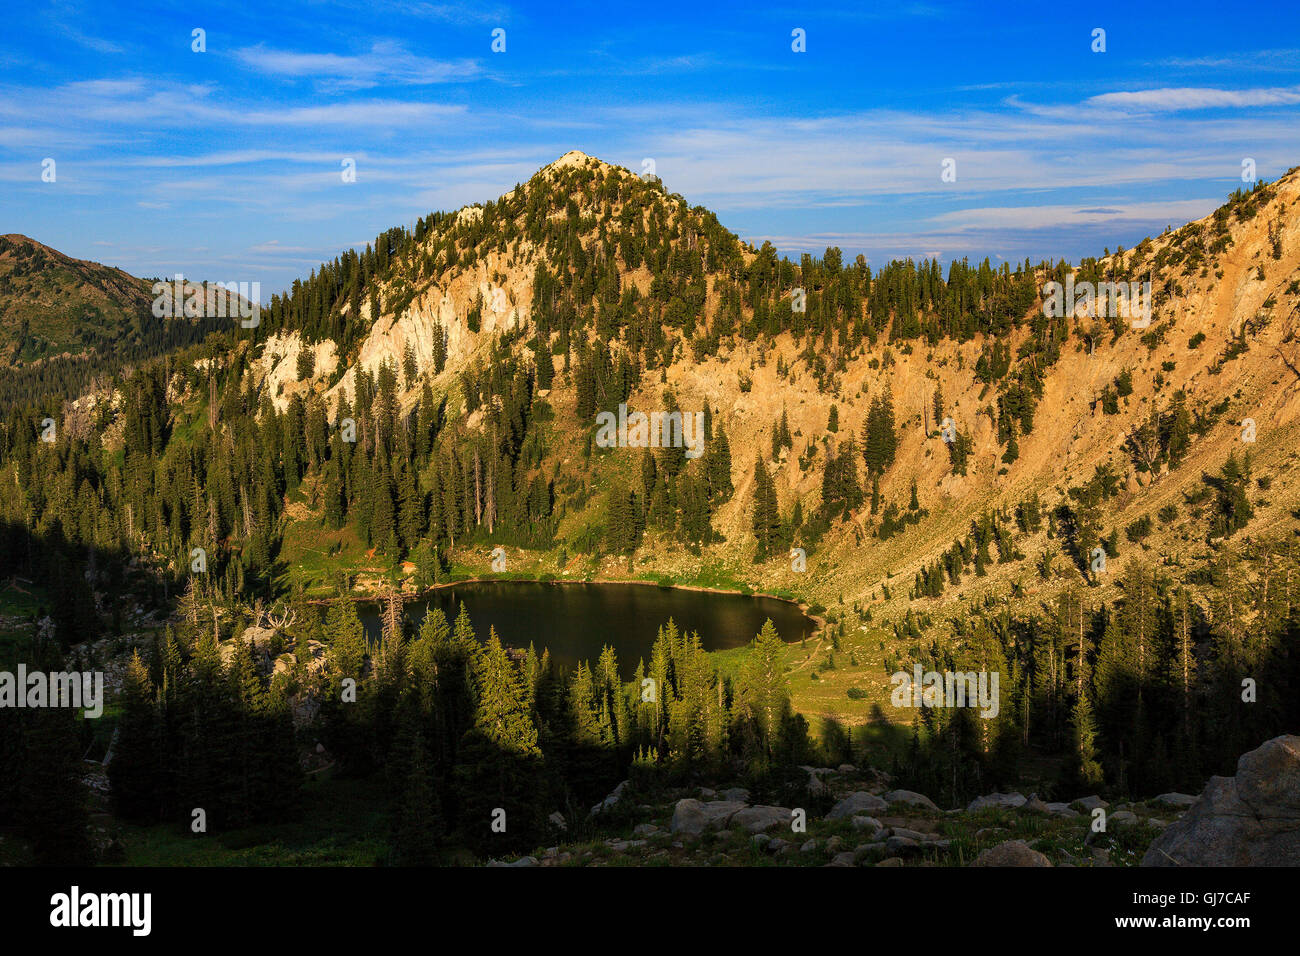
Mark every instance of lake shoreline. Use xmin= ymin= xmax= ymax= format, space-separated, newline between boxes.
xmin=333 ymin=574 xmax=825 ymax=646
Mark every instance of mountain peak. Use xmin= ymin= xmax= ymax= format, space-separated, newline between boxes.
xmin=545 ymin=149 xmax=605 ymax=172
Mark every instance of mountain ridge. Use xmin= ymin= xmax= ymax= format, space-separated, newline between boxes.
xmin=9 ymin=156 xmax=1300 ymax=635
xmin=228 ymin=155 xmax=1300 ymax=621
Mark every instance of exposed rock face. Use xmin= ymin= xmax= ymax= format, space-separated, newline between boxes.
xmin=257 ymin=331 xmax=340 ymax=414
xmin=1143 ymin=735 xmax=1300 ymax=867
xmin=971 ymin=840 xmax=1052 ymax=867
xmin=221 ymin=626 xmax=281 ymax=672
xmin=272 ymin=639 xmax=327 ymax=681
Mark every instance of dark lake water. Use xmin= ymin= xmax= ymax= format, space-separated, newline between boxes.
xmin=358 ymin=581 xmax=816 ymax=676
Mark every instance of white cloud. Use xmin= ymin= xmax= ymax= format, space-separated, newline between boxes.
xmin=1157 ymin=50 xmax=1300 ymax=72
xmin=928 ymin=199 xmax=1221 ymax=231
xmin=1085 ymin=86 xmax=1300 ymax=112
xmin=235 ymin=41 xmax=481 ymax=89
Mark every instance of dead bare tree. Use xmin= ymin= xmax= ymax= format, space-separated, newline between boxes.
xmin=253 ymin=600 xmax=297 ymax=633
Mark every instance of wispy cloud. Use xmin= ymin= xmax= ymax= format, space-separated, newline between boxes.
xmin=0 ymin=78 xmax=467 ymax=129
xmin=1157 ymin=49 xmax=1300 ymax=72
xmin=398 ymin=1 xmax=512 ymax=24
xmin=1085 ymin=85 xmax=1300 ymax=112
xmin=45 ymin=0 xmax=125 ymax=55
xmin=7 ymin=2 xmax=1300 ymax=293
xmin=928 ymin=199 xmax=1221 ymax=231
xmin=235 ymin=41 xmax=481 ymax=90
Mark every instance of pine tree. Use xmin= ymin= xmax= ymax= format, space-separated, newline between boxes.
xmin=862 ymin=393 xmax=898 ymax=475
xmin=109 ymin=649 xmax=161 ymax=820
xmin=454 ymin=629 xmax=545 ymax=853
xmin=1070 ymin=688 xmax=1104 ymax=789
xmin=706 ymin=418 xmax=734 ymax=500
xmin=389 ymin=704 xmax=442 ymax=865
xmin=751 ymin=457 xmax=780 ymax=559
xmin=736 ymin=619 xmax=790 ymax=760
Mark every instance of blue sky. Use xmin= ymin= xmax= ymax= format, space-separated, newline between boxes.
xmin=3 ymin=0 xmax=1300 ymax=295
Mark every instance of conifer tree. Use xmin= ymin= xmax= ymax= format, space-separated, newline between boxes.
xmin=735 ymin=619 xmax=790 ymax=761
xmin=109 ymin=650 xmax=161 ymax=820
xmin=455 ymin=628 xmax=545 ymax=852
xmin=751 ymin=457 xmax=781 ymax=559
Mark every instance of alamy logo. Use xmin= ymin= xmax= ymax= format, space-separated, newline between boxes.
xmin=890 ymin=665 xmax=1000 ymax=719
xmin=594 ymin=403 xmax=705 ymax=459
xmin=151 ymin=274 xmax=261 ymax=328
xmin=1042 ymin=277 xmax=1152 ymax=328
xmin=50 ymin=886 xmax=151 ymax=936
xmin=0 ymin=666 xmax=104 ymax=718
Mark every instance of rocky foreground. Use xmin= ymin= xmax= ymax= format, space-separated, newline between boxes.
xmin=491 ymin=736 xmax=1300 ymax=868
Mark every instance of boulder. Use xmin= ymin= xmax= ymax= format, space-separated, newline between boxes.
xmin=890 ymin=826 xmax=927 ymax=842
xmin=828 ymin=851 xmax=857 ymax=867
xmin=850 ymin=815 xmax=884 ymax=833
xmin=731 ymin=805 xmax=793 ymax=835
xmin=853 ymin=842 xmax=886 ymax=863
xmin=590 ymin=780 xmax=630 ymax=816
xmin=1236 ymin=737 xmax=1300 ymax=818
xmin=1070 ymin=795 xmax=1109 ymax=813
xmin=885 ymin=835 xmax=920 ymax=854
xmin=1109 ymin=810 xmax=1138 ymax=826
xmin=971 ymin=840 xmax=1052 ymax=867
xmin=826 ymin=791 xmax=889 ymax=820
xmin=883 ymin=789 xmax=941 ymax=812
xmin=1152 ymin=792 xmax=1198 ymax=809
xmin=967 ymin=792 xmax=1027 ymax=812
xmin=1143 ymin=735 xmax=1300 ymax=867
xmin=223 ymin=626 xmax=279 ymax=671
xmin=670 ymin=798 xmax=746 ymax=836
xmin=1023 ymin=794 xmax=1051 ymax=814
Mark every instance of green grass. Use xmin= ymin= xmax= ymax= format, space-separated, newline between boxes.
xmin=116 ymin=772 xmax=391 ymax=866
xmin=277 ymin=518 xmax=374 ymax=594
xmin=0 ymin=581 xmax=44 ymax=668
xmin=0 ymin=580 xmax=45 ymax=617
